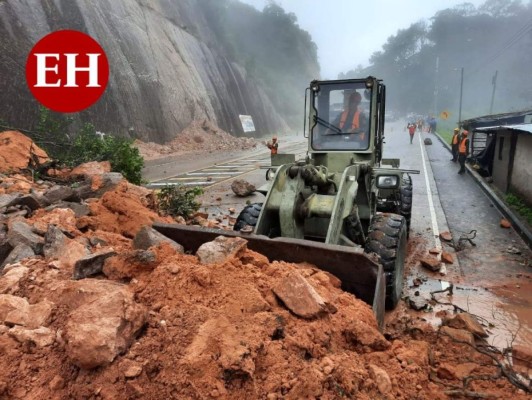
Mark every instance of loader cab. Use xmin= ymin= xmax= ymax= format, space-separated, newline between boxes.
xmin=306 ymin=77 xmax=386 ymax=170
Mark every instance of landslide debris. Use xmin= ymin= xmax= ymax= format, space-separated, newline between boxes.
xmin=0 ymin=132 xmax=529 ymax=399
xmin=134 ymin=119 xmax=257 ymax=160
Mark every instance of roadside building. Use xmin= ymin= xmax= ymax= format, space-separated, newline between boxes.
xmin=462 ymin=110 xmax=532 ymax=204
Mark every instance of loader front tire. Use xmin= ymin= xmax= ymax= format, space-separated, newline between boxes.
xmin=399 ymin=174 xmax=412 ymax=234
xmin=365 ymin=213 xmax=407 ymax=310
xmin=233 ymin=203 xmax=263 ymax=231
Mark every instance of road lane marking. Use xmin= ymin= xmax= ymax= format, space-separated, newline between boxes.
xmin=185 ymin=172 xmax=242 ymax=176
xmin=417 ymin=133 xmax=443 ymax=264
xmin=148 ymin=143 xmax=308 ymax=188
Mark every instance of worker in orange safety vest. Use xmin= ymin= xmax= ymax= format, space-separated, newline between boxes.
xmin=458 ymin=130 xmax=469 ymax=175
xmin=450 ymin=128 xmax=460 ymax=162
xmin=266 ymin=136 xmax=278 ymax=155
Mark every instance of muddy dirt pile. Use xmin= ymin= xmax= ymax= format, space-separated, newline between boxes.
xmin=135 ymin=119 xmax=257 ymax=160
xmin=0 ymin=134 xmax=530 ymax=399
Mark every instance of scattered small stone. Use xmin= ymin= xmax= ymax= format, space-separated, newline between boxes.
xmin=512 ymin=344 xmax=532 ymax=368
xmin=439 ymin=231 xmax=452 ymax=242
xmin=419 ymin=257 xmax=440 ymax=272
xmin=506 ymin=245 xmax=521 ymax=255
xmin=48 ymin=375 xmax=65 ymax=390
xmin=441 ymin=252 xmax=454 ymax=264
xmin=228 ymin=207 xmax=236 ymax=214
xmin=368 ymin=364 xmax=392 ymax=394
xmin=409 ymin=294 xmax=428 ymax=311
xmin=500 ymin=219 xmax=511 ymax=229
xmin=443 ymin=313 xmax=488 ymax=338
xmin=428 ymin=247 xmax=440 ymax=255
xmin=423 ymin=138 xmax=432 ymax=145
xmin=121 ymin=359 xmax=143 ymax=378
xmin=440 ymin=326 xmax=475 ymax=346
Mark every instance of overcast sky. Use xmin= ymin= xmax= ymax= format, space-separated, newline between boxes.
xmin=241 ymin=0 xmax=486 ymax=79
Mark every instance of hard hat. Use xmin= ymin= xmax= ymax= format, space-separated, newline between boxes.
xmin=272 ymin=135 xmax=278 ymax=140
xmin=454 ymin=128 xmax=459 ymax=132
xmin=462 ymin=130 xmax=469 ymax=136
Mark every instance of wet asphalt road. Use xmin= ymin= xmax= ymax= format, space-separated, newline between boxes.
xmin=384 ymin=120 xmax=531 ymax=348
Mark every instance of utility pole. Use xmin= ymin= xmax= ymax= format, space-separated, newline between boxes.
xmin=433 ymin=56 xmax=439 ymax=116
xmin=458 ymin=67 xmax=464 ymax=126
xmin=490 ymin=70 xmax=498 ymax=114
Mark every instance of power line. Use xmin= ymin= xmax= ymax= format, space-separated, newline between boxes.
xmin=466 ymin=19 xmax=532 ymax=77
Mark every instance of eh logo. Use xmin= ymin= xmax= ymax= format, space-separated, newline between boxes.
xmin=26 ymin=30 xmax=109 ymax=113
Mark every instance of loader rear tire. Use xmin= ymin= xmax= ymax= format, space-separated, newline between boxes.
xmin=233 ymin=203 xmax=263 ymax=231
xmin=365 ymin=213 xmax=407 ymax=310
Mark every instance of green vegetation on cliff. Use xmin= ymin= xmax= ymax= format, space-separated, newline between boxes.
xmin=199 ymin=0 xmax=320 ymax=128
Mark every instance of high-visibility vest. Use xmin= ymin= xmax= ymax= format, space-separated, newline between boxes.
xmin=268 ymin=142 xmax=278 ymax=154
xmin=459 ymin=137 xmax=468 ymax=154
xmin=339 ymin=110 xmax=360 ymax=130
xmin=452 ymin=134 xmax=459 ymax=145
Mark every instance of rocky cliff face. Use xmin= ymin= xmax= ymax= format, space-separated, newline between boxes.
xmin=0 ymin=0 xmax=289 ymax=143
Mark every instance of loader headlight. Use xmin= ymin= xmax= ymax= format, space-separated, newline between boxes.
xmin=310 ymin=81 xmax=320 ymax=92
xmin=376 ymin=175 xmax=399 ymax=188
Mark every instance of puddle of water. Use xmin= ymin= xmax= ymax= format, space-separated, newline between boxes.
xmin=406 ymin=277 xmax=532 ymax=350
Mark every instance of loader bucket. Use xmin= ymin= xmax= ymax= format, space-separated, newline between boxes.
xmin=153 ymin=223 xmax=386 ymax=328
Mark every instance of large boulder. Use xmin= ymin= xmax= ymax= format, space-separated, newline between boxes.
xmin=231 ymin=179 xmax=256 ymax=197
xmin=64 ymin=283 xmax=147 ymax=369
xmin=6 ymin=220 xmax=44 ymax=254
xmin=133 ymin=225 xmax=184 ymax=253
xmin=73 ymin=250 xmax=117 ymax=280
xmin=196 ymin=236 xmax=247 ymax=265
xmin=0 ymin=265 xmax=29 ymax=294
xmin=0 ymin=131 xmax=49 ymax=173
xmin=272 ymin=271 xmax=328 ymax=319
xmin=69 ymin=161 xmax=112 ymax=179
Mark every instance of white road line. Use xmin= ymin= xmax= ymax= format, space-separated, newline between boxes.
xmin=186 ymin=172 xmax=241 ymax=176
xmin=417 ymin=133 xmax=443 ymax=258
xmin=147 ymin=182 xmax=210 ymax=187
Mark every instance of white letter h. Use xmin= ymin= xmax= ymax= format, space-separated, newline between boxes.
xmin=64 ymin=53 xmax=101 ymax=87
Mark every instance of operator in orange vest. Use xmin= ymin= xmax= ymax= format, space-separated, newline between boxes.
xmin=450 ymin=127 xmax=460 ymax=162
xmin=458 ymin=130 xmax=469 ymax=175
xmin=337 ymin=92 xmax=367 ymax=139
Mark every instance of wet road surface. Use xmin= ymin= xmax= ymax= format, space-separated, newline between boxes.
xmin=384 ymin=121 xmax=531 ymax=349
xmin=426 ymin=128 xmax=532 ymax=348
